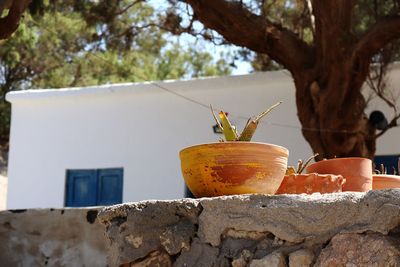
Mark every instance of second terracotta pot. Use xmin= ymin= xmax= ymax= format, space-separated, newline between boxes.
xmin=305 ymin=157 xmax=373 ymax=192
xmin=276 ymin=173 xmax=346 ymax=194
xmin=373 ymin=174 xmax=400 ymax=190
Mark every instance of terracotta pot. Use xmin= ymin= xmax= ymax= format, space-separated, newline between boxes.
xmin=305 ymin=157 xmax=372 ymax=192
xmin=179 ymin=142 xmax=288 ymax=197
xmin=276 ymin=173 xmax=346 ymax=194
xmin=373 ymin=174 xmax=400 ymax=190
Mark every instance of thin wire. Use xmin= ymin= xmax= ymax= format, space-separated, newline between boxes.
xmin=151 ymin=83 xmax=210 ymax=109
xmin=30 ymin=17 xmax=360 ymax=135
xmin=268 ymin=122 xmax=357 ymax=133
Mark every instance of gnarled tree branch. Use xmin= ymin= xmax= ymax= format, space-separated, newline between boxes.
xmin=115 ymin=0 xmax=145 ymax=16
xmin=354 ymin=15 xmax=400 ymax=62
xmin=183 ymin=0 xmax=313 ymax=72
xmin=350 ymin=15 xmax=400 ymax=98
xmin=0 ymin=0 xmax=31 ymax=40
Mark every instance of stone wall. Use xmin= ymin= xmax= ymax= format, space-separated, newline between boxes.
xmin=99 ymin=190 xmax=400 ymax=267
xmin=0 ymin=207 xmax=108 ymax=266
xmin=1 ymin=190 xmax=400 ymax=266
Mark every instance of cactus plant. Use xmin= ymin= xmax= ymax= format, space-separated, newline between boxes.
xmin=286 ymin=153 xmax=319 ymax=175
xmin=180 ymin=101 xmax=289 ymax=197
xmin=373 ymin=158 xmax=400 ymax=175
xmin=210 ymin=102 xmax=282 ymax=142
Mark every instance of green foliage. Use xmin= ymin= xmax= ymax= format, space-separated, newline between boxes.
xmin=241 ymin=0 xmax=400 ymax=71
xmin=237 ymin=0 xmax=314 ymax=72
xmin=0 ymin=0 xmax=232 ymax=143
xmin=262 ymin=0 xmax=313 ymax=42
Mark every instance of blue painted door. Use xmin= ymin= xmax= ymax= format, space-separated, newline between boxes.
xmin=65 ymin=168 xmax=123 ymax=207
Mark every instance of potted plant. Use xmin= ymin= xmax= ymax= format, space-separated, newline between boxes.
xmin=372 ymin=161 xmax=400 ymax=190
xmin=179 ymin=102 xmax=289 ymax=197
xmin=276 ymin=154 xmax=346 ymax=194
xmin=305 ymin=157 xmax=373 ymax=192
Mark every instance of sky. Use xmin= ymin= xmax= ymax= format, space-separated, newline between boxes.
xmin=148 ymin=0 xmax=253 ymax=76
xmin=233 ymin=62 xmax=252 ymax=75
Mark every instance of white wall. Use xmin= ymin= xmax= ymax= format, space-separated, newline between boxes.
xmin=364 ymin=65 xmax=400 ymax=155
xmin=6 ymin=68 xmax=400 ymax=209
xmin=0 ymin=175 xmax=7 ymax=210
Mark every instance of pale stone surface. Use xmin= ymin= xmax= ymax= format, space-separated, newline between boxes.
xmin=288 ymin=249 xmax=314 ymax=267
xmin=315 ymin=233 xmax=400 ymax=266
xmin=249 ymin=252 xmax=287 ymax=267
xmin=0 ymin=208 xmax=107 ymax=266
xmin=198 ymin=190 xmax=400 ymax=246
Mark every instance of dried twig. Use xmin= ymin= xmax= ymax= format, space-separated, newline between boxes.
xmin=297 ymin=153 xmax=319 ymax=174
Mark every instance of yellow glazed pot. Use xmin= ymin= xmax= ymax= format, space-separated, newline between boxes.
xmin=179 ymin=142 xmax=289 ymax=197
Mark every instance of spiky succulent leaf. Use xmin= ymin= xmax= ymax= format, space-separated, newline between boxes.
xmin=253 ymin=101 xmax=282 ymax=123
xmin=238 ymin=120 xmax=258 ymax=141
xmin=210 ymin=105 xmax=223 ymax=132
xmin=286 ymin=167 xmax=296 ymax=175
xmin=219 ymin=111 xmax=238 ymax=141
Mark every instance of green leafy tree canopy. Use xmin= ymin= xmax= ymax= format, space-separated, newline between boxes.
xmin=0 ymin=0 xmax=232 ymax=143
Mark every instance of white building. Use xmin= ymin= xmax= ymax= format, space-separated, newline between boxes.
xmin=0 ymin=175 xmax=7 ymax=210
xmin=6 ymin=69 xmax=400 ymax=209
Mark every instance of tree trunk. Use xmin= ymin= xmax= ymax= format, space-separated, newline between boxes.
xmin=292 ymin=65 xmax=376 ymax=160
xmin=291 ymin=0 xmax=378 ymax=160
xmin=184 ymin=0 xmax=400 ymax=160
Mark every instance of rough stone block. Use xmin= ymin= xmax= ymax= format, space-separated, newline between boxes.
xmin=249 ymin=252 xmax=287 ymax=267
xmin=0 ymin=208 xmax=107 ymax=266
xmin=315 ymin=233 xmax=400 ymax=266
xmin=122 ymin=250 xmax=171 ymax=267
xmin=232 ymin=250 xmax=253 ymax=267
xmin=99 ymin=190 xmax=400 ymax=267
xmin=99 ymin=199 xmax=200 ymax=266
xmin=198 ymin=190 xmax=400 ymax=246
xmin=173 ymin=238 xmax=220 ymax=267
xmin=288 ymin=249 xmax=314 ymax=267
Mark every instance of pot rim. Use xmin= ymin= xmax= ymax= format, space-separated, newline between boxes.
xmin=307 ymin=157 xmax=372 ymax=167
xmin=180 ymin=141 xmax=289 ymax=156
xmin=373 ymin=174 xmax=400 ymax=178
xmin=284 ymin=172 xmax=344 ymax=178
xmin=313 ymin=157 xmax=371 ymax=161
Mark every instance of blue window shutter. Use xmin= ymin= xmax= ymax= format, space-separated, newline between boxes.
xmin=97 ymin=168 xmax=123 ymax=205
xmin=65 ymin=170 xmax=97 ymax=207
